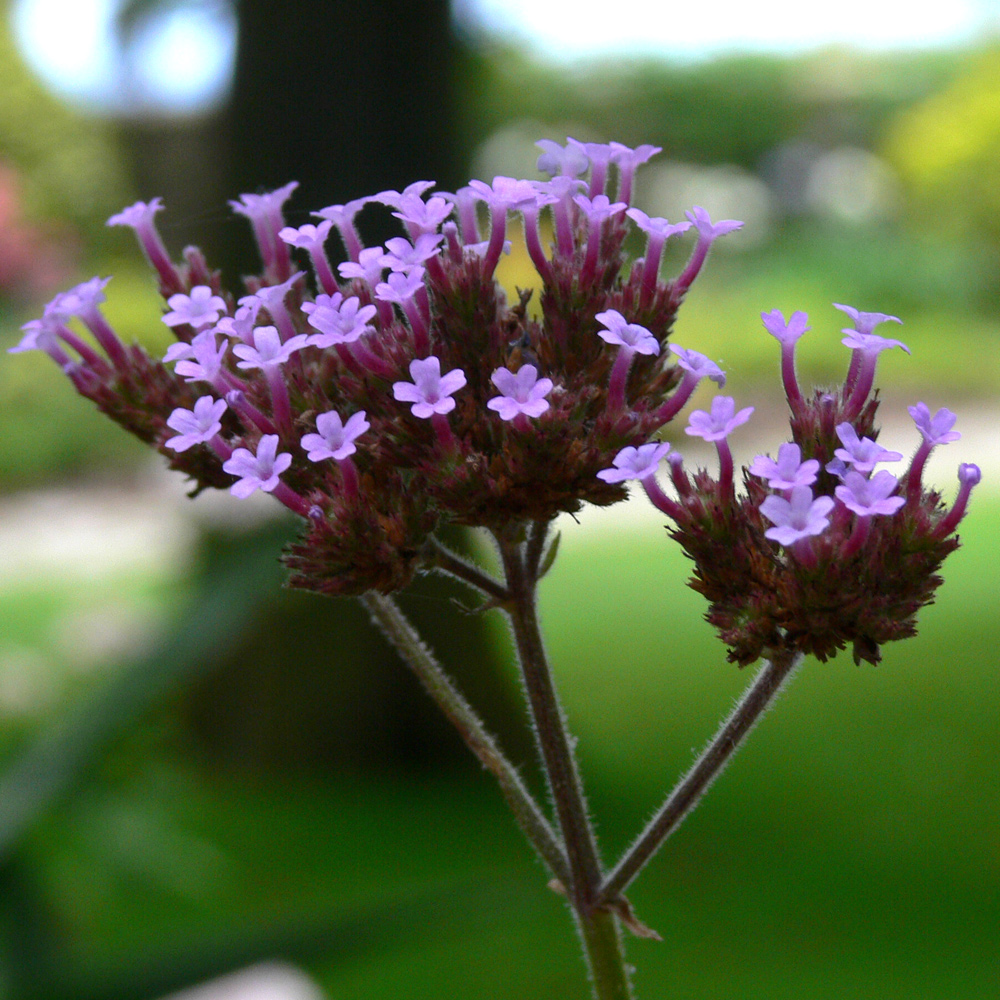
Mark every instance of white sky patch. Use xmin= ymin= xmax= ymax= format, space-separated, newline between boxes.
xmin=455 ymin=0 xmax=996 ymax=60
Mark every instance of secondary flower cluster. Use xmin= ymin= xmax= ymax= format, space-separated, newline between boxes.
xmin=600 ymin=306 xmax=981 ymax=665
xmin=12 ymin=139 xmax=742 ymax=595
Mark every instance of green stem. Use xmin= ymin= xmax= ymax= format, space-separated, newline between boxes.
xmin=495 ymin=528 xmax=634 ymax=1000
xmin=361 ymin=591 xmax=570 ymax=887
xmin=599 ymin=649 xmax=804 ymax=905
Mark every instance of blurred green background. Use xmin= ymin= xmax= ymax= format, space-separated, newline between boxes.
xmin=0 ymin=1 xmax=997 ymax=998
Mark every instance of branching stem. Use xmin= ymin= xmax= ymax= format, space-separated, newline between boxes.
xmin=360 ymin=592 xmax=569 ymax=887
xmin=599 ymin=649 xmax=804 ymax=905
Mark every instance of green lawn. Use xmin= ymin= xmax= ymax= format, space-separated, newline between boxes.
xmin=1 ymin=497 xmax=996 ymax=999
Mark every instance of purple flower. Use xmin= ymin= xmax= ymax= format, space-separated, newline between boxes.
xmin=487 ymin=365 xmax=554 ymax=421
xmin=278 ymin=220 xmax=334 ymax=250
xmin=669 ymin=345 xmax=726 ymax=386
xmin=535 ymin=139 xmax=590 ymax=179
xmin=301 ymin=410 xmax=370 ymax=462
xmin=393 ymin=357 xmax=467 ymax=418
xmin=339 ymin=246 xmax=386 ymax=286
xmin=163 ymin=330 xmax=210 ymax=364
xmin=392 ymin=193 xmax=453 ymax=236
xmin=162 ymin=286 xmax=227 ymax=330
xmin=370 ymin=181 xmax=436 ymax=210
xmin=241 ymin=272 xmax=303 ymax=315
xmin=107 ymin=198 xmax=163 ymax=230
xmin=597 ymin=442 xmax=672 ymax=483
xmin=375 ymin=269 xmax=426 ymax=306
xmin=908 ymin=403 xmax=960 ymax=446
xmin=831 ymin=423 xmax=903 ymax=475
xmin=573 ymin=193 xmax=628 ymax=223
xmin=761 ymin=309 xmax=809 ymax=346
xmin=164 ymin=396 xmax=228 ymax=452
xmin=229 ymin=182 xmax=299 ymax=224
xmin=834 ymin=302 xmax=902 ymax=337
xmin=685 ymin=206 xmax=744 ymax=241
xmin=840 ymin=329 xmax=910 ymax=356
xmin=595 ymin=310 xmax=659 ymax=355
xmin=49 ymin=276 xmax=111 ymax=319
xmin=232 ymin=325 xmax=308 ymax=370
xmin=685 ymin=396 xmax=754 ymax=442
xmin=222 ymin=435 xmax=292 ymax=498
xmin=467 ymin=176 xmax=539 ymax=212
xmin=216 ymin=301 xmax=262 ymax=343
xmin=173 ymin=333 xmax=229 ymax=383
xmin=381 ymin=234 xmax=444 ymax=272
xmin=761 ymin=486 xmax=835 ymax=546
xmin=835 ymin=470 xmax=906 ymax=517
xmin=625 ymin=209 xmax=691 ymax=242
xmin=749 ymin=443 xmax=820 ymax=490
xmin=304 ymin=295 xmax=377 ymax=348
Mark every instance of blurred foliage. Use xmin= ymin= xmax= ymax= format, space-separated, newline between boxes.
xmin=457 ymin=42 xmax=965 ymax=170
xmin=885 ymin=46 xmax=1000 ymax=242
xmin=0 ymin=498 xmax=995 ymax=998
xmin=0 ymin=10 xmax=130 ymax=240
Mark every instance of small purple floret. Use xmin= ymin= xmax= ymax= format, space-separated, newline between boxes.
xmin=301 ymin=410 xmax=370 ymax=462
xmin=596 ymin=310 xmax=659 ymax=355
xmin=761 ymin=309 xmax=809 ymax=345
xmin=162 ymin=286 xmax=227 ymax=330
xmin=222 ymin=435 xmax=292 ymax=498
xmin=835 ymin=470 xmax=906 ymax=517
xmin=685 ymin=396 xmax=754 ymax=442
xmin=597 ymin=442 xmax=672 ymax=483
xmin=908 ymin=403 xmax=961 ymax=446
xmin=487 ymin=365 xmax=554 ymax=421
xmin=831 ymin=423 xmax=903 ymax=474
xmin=761 ymin=486 xmax=835 ymax=546
xmin=749 ymin=443 xmax=820 ymax=490
xmin=164 ymin=396 xmax=228 ymax=452
xmin=392 ymin=357 xmax=467 ymax=418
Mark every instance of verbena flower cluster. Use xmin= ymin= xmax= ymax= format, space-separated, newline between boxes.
xmin=601 ymin=306 xmax=981 ymax=665
xmin=11 ymin=138 xmax=980 ymax=664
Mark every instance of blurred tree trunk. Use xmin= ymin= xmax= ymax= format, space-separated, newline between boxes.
xmin=118 ymin=0 xmax=532 ymax=774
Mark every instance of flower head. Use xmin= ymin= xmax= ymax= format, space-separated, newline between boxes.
xmin=107 ymin=198 xmax=164 ymax=230
xmin=232 ymin=326 xmax=308 ymax=370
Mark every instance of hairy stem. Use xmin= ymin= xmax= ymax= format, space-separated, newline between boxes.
xmin=360 ymin=591 xmax=569 ymax=886
xmin=496 ymin=528 xmax=633 ymax=1000
xmin=424 ymin=535 xmax=510 ymax=603
xmin=599 ymin=649 xmax=804 ymax=905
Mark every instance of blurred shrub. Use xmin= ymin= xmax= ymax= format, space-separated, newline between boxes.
xmin=885 ymin=47 xmax=1000 ymax=242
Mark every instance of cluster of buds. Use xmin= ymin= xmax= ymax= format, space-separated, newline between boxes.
xmin=10 ymin=139 xmax=738 ymax=595
xmin=9 ymin=137 xmax=980 ymax=660
xmin=600 ymin=306 xmax=981 ymax=665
